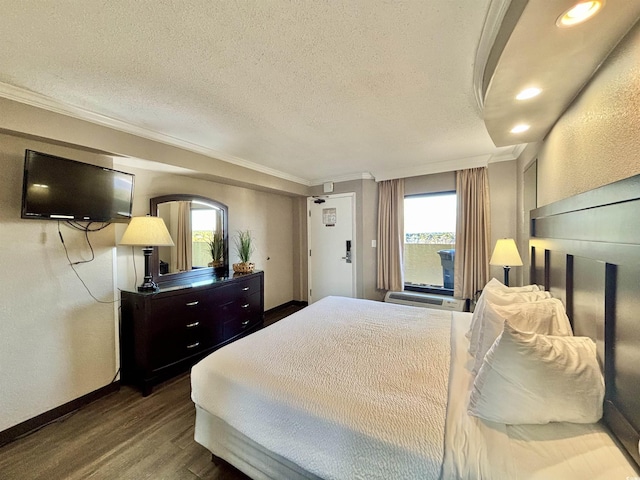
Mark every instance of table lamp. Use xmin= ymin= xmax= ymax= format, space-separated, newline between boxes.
xmin=489 ymin=238 xmax=523 ymax=286
xmin=120 ymin=216 xmax=174 ymax=292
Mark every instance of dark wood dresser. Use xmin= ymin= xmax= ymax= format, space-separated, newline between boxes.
xmin=120 ymin=270 xmax=264 ymax=395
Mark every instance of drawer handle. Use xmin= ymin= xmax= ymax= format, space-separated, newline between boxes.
xmin=241 ymin=320 xmax=251 ymax=326
xmin=242 ymin=287 xmax=250 ymax=291
xmin=186 ymin=321 xmax=200 ymax=328
xmin=186 ymin=301 xmax=199 ymax=306
xmin=241 ymin=303 xmax=249 ymax=309
xmin=187 ymin=342 xmax=200 ymax=349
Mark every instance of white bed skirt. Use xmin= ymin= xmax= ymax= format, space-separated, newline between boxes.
xmin=194 ymin=406 xmax=322 ymax=480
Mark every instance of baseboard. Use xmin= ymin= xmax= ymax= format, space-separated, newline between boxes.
xmin=0 ymin=381 xmax=120 ymax=448
xmin=265 ymin=300 xmax=308 ymax=315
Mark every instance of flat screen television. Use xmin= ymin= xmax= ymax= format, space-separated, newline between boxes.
xmin=21 ymin=149 xmax=135 ymax=223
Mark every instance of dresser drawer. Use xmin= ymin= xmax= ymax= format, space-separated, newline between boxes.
xmin=149 ymin=292 xmax=209 ymax=333
xmin=147 ymin=292 xmax=218 ymax=369
xmin=220 ymin=292 xmax=262 ymax=340
xmin=218 ymin=276 xmax=262 ymax=302
xmin=148 ymin=328 xmax=206 ymax=371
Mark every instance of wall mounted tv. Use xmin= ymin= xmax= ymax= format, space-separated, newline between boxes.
xmin=21 ymin=149 xmax=135 ymax=223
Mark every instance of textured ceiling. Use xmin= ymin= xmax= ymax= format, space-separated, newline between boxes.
xmin=0 ymin=0 xmax=524 ymax=185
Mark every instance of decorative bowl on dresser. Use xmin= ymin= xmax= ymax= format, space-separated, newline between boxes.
xmin=120 ymin=270 xmax=264 ymax=396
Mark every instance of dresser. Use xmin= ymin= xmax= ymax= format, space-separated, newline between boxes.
xmin=120 ymin=270 xmax=264 ymax=395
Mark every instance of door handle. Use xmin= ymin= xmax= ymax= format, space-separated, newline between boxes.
xmin=341 ymin=240 xmax=352 ymax=263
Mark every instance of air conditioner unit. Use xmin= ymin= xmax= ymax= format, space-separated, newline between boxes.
xmin=384 ymin=291 xmax=466 ymax=312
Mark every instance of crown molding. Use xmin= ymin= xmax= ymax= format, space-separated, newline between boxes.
xmin=488 ymin=143 xmax=527 ymax=163
xmin=310 ymin=171 xmax=375 ymax=186
xmin=0 ymin=82 xmax=311 ymax=186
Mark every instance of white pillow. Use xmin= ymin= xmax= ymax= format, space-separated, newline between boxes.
xmin=483 ymin=288 xmax=549 ymax=306
xmin=466 ymin=278 xmax=541 ymax=343
xmin=483 ymin=277 xmax=541 ymax=294
xmin=467 ymin=288 xmax=550 ymax=356
xmin=468 ymin=322 xmax=604 ymax=425
xmin=471 ymin=298 xmax=573 ymax=374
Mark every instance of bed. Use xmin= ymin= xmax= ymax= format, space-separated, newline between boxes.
xmin=191 ymin=174 xmax=640 ymax=479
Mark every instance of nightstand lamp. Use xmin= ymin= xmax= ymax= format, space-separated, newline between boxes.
xmin=120 ymin=216 xmax=174 ymax=292
xmin=489 ymin=238 xmax=523 ymax=286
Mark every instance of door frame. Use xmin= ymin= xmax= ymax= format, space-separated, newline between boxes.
xmin=306 ymin=192 xmax=357 ymax=303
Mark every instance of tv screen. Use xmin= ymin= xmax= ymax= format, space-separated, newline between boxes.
xmin=21 ymin=150 xmax=135 ymax=223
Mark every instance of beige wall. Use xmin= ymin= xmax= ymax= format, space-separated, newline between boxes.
xmin=292 ymin=197 xmax=308 ymax=301
xmin=535 ymin=22 xmax=640 ymax=207
xmin=361 ymin=178 xmax=380 ymax=299
xmin=0 ymin=133 xmax=118 ymax=432
xmin=488 ymin=160 xmax=519 ymax=283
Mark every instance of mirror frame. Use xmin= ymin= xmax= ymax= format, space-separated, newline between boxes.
xmin=150 ymin=194 xmax=229 ymax=285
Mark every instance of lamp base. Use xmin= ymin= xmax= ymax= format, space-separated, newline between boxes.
xmin=138 ymin=247 xmax=158 ymax=292
xmin=503 ymin=266 xmax=511 ymax=286
xmin=137 ymin=278 xmax=158 ymax=292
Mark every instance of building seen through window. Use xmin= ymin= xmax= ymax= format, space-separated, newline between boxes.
xmin=404 ymin=192 xmax=456 ymax=291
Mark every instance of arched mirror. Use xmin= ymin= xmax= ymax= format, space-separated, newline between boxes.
xmin=150 ymin=194 xmax=229 ymax=284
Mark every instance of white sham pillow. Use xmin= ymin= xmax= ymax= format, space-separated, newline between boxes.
xmin=483 ymin=278 xmax=541 ymax=294
xmin=483 ymin=288 xmax=549 ymax=306
xmin=468 ymin=322 xmax=604 ymax=425
xmin=471 ymin=298 xmax=573 ymax=374
xmin=466 ymin=278 xmax=542 ymax=343
xmin=467 ymin=288 xmax=550 ymax=356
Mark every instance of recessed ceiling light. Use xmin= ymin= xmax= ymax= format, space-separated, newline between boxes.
xmin=556 ymin=1 xmax=604 ymax=27
xmin=516 ymin=87 xmax=542 ymax=100
xmin=510 ymin=124 xmax=530 ymax=134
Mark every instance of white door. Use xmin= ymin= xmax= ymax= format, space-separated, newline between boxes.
xmin=307 ymin=193 xmax=356 ymax=303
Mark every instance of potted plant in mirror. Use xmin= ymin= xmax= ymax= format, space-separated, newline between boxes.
xmin=233 ymin=229 xmax=255 ymax=273
xmin=207 ymin=232 xmax=225 ymax=268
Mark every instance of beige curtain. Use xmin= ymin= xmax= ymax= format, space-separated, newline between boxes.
xmin=454 ymin=167 xmax=491 ymax=299
xmin=176 ymin=201 xmax=192 ymax=272
xmin=377 ymin=179 xmax=405 ymax=291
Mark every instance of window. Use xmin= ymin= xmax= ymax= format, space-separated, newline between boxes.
xmin=192 ymin=207 xmax=219 ymax=268
xmin=404 ymin=192 xmax=456 ymax=293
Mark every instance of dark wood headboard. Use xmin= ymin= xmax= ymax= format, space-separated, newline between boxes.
xmin=530 ymin=174 xmax=640 ymax=469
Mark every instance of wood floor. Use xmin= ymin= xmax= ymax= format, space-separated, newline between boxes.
xmin=0 ymin=303 xmax=305 ymax=480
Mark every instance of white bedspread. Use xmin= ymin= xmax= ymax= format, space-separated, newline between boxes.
xmin=191 ymin=296 xmax=453 ymax=480
xmin=441 ymin=312 xmax=513 ymax=479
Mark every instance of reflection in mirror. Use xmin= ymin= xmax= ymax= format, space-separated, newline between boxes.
xmin=150 ymin=194 xmax=229 ymax=284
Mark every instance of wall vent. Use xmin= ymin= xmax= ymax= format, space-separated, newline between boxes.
xmin=384 ymin=291 xmax=466 ymax=311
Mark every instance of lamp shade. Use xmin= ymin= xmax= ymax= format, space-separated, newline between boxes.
xmin=119 ymin=216 xmax=175 ymax=247
xmin=489 ymin=238 xmax=523 ymax=266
